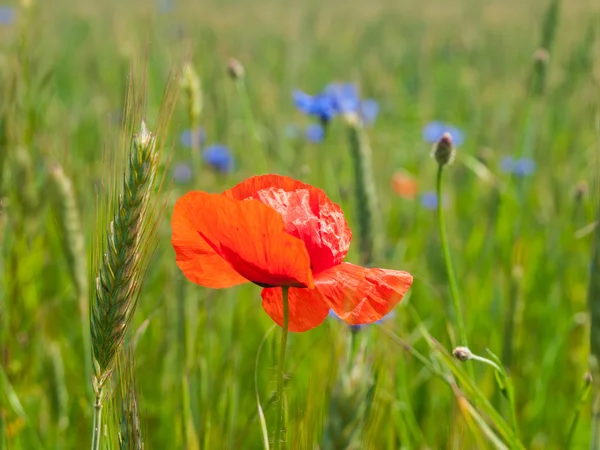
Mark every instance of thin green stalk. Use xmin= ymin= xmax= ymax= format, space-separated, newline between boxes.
xmin=565 ymin=376 xmax=591 ymax=449
xmin=592 ymin=394 xmax=600 ymax=450
xmin=274 ymin=287 xmax=290 ymax=450
xmin=458 ymin=396 xmax=509 ymax=450
xmin=232 ymin=74 xmax=270 ymax=173
xmin=91 ymin=392 xmax=103 ymax=450
xmin=589 ymin=112 xmax=600 ymax=450
xmin=235 ymin=78 xmax=261 ymax=146
xmin=255 ymin=325 xmax=277 ymax=450
xmin=177 ymin=287 xmax=187 ymax=449
xmin=436 ymin=165 xmax=469 ymax=351
xmin=0 ymin=237 xmax=6 ymax=450
xmin=176 ymin=275 xmax=195 ymax=449
xmin=501 ymin=270 xmax=522 ymax=370
xmin=469 ymin=354 xmax=502 ymax=372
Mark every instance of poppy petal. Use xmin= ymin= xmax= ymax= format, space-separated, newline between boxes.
xmin=172 ymin=191 xmax=313 ymax=289
xmin=224 ymin=174 xmax=310 ymax=199
xmin=172 ymin=200 xmax=248 ymax=289
xmin=225 ymin=175 xmax=352 ymax=273
xmin=261 ymin=287 xmax=330 ymax=332
xmin=316 ymin=262 xmax=413 ymax=325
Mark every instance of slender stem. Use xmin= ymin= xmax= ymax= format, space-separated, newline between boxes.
xmin=565 ymin=377 xmax=591 ymax=449
xmin=588 ymin=132 xmax=600 ymax=448
xmin=469 ymin=354 xmax=502 ymax=373
xmin=235 ymin=79 xmax=261 ymax=148
xmin=436 ymin=165 xmax=476 ymax=383
xmin=91 ymin=393 xmax=103 ymax=450
xmin=501 ymin=273 xmax=521 ymax=369
xmin=436 ymin=165 xmax=468 ymax=348
xmin=255 ymin=325 xmax=276 ymax=450
xmin=591 ymin=393 xmax=600 ymax=450
xmin=274 ymin=287 xmax=290 ymax=450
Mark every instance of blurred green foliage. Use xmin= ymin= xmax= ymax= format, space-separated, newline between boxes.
xmin=1 ymin=0 xmax=599 ymax=448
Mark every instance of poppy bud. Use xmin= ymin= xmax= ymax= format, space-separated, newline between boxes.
xmin=227 ymin=58 xmax=245 ymax=80
xmin=432 ymin=132 xmax=455 ymax=166
xmin=585 ymin=372 xmax=593 ymax=384
xmin=452 ymin=346 xmax=473 ymax=362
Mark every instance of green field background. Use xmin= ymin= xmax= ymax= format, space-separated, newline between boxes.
xmin=1 ymin=0 xmax=600 ymax=448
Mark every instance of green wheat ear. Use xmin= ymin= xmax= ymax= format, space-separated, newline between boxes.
xmin=91 ymin=117 xmax=156 ymax=390
xmin=89 ymin=67 xmax=180 ymax=449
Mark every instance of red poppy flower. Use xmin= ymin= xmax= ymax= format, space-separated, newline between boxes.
xmin=172 ymin=174 xmax=413 ymax=332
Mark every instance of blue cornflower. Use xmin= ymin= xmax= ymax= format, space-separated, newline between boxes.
xmin=325 ymin=83 xmax=361 ymax=114
xmin=180 ymin=127 xmax=206 ymax=148
xmin=293 ymin=83 xmax=379 ymax=125
xmin=305 ymin=123 xmax=325 ymax=143
xmin=420 ymin=191 xmax=447 ymax=210
xmin=325 ymin=83 xmax=380 ymax=125
xmin=328 ymin=309 xmax=397 ymax=331
xmin=0 ymin=6 xmax=14 ymax=25
xmin=173 ymin=163 xmax=192 ymax=183
xmin=203 ymin=144 xmax=234 ymax=173
xmin=423 ymin=121 xmax=464 ymax=147
xmin=500 ymin=156 xmax=536 ymax=177
xmin=293 ymin=89 xmax=338 ymax=122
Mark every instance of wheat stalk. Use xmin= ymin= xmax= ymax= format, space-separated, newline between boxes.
xmin=117 ymin=347 xmax=144 ymax=450
xmin=89 ymin=63 xmax=180 ymax=449
xmin=90 ymin=120 xmax=158 ymax=449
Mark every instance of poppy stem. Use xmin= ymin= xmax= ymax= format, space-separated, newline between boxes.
xmin=436 ymin=166 xmax=472 ymax=374
xmin=274 ymin=287 xmax=290 ymax=450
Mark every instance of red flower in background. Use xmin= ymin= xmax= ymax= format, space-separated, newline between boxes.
xmin=172 ymin=174 xmax=413 ymax=332
xmin=392 ymin=170 xmax=418 ymax=199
